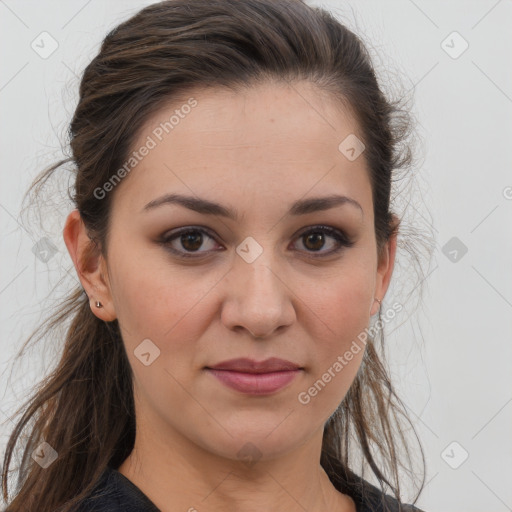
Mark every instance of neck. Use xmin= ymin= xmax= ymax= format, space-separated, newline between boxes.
xmin=117 ymin=419 xmax=355 ymax=512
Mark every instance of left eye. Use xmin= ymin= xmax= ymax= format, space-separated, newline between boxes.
xmin=294 ymin=226 xmax=353 ymax=255
xmin=160 ymin=225 xmax=353 ymax=259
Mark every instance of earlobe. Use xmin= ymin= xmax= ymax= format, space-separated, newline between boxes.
xmin=370 ymin=297 xmax=382 ymax=317
xmin=63 ymin=209 xmax=117 ymax=321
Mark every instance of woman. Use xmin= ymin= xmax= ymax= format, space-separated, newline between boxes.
xmin=2 ymin=0 xmax=428 ymax=510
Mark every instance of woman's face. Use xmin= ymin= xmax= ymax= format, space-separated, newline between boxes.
xmin=79 ymin=81 xmax=395 ymax=462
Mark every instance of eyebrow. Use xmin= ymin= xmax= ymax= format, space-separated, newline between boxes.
xmin=142 ymin=193 xmax=363 ymax=219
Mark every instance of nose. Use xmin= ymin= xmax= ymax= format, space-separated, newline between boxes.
xmin=220 ymin=257 xmax=296 ymax=339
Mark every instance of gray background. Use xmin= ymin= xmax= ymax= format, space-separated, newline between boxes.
xmin=1 ymin=1 xmax=511 ymax=510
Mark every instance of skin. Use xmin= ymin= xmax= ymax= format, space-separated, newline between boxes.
xmin=64 ymin=80 xmax=397 ymax=512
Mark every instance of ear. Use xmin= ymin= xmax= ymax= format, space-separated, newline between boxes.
xmin=63 ymin=209 xmax=117 ymax=321
xmin=369 ymin=214 xmax=399 ymax=316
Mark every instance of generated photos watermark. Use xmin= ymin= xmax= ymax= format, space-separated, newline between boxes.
xmin=297 ymin=301 xmax=402 ymax=405
xmin=93 ymin=97 xmax=198 ymax=200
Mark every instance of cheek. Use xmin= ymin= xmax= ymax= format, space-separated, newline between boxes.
xmin=108 ymin=254 xmax=212 ymax=421
xmin=297 ymin=262 xmax=374 ymax=414
xmin=106 ymin=242 xmax=177 ymax=355
xmin=307 ymin=263 xmax=374 ymax=345
xmin=108 ymin=240 xmax=220 ymax=376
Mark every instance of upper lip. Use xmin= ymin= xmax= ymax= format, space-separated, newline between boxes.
xmin=206 ymin=357 xmax=302 ymax=373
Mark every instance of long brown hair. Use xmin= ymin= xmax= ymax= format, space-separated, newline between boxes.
xmin=2 ymin=1 xmax=430 ymax=510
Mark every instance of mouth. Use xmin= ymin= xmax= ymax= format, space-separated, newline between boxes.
xmin=205 ymin=357 xmax=303 ymax=395
xmin=205 ymin=368 xmax=302 ymax=395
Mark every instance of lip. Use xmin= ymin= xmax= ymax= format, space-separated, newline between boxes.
xmin=205 ymin=358 xmax=303 ymax=395
xmin=207 ymin=357 xmax=302 ymax=373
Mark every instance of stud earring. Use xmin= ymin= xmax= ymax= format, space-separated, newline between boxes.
xmin=95 ymin=301 xmax=103 ymax=308
xmin=374 ymin=298 xmax=382 ymax=305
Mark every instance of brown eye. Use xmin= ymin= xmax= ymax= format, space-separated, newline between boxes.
xmin=303 ymin=232 xmax=326 ymax=251
xmin=180 ymin=231 xmax=204 ymax=251
xmin=160 ymin=227 xmax=220 ymax=258
xmin=293 ymin=226 xmax=354 ymax=257
xmin=160 ymin=225 xmax=353 ymax=260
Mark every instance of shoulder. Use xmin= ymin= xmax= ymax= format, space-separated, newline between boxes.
xmin=74 ymin=466 xmax=160 ymax=512
xmin=354 ymin=481 xmax=426 ymax=512
xmin=322 ymin=452 xmax=426 ymax=512
xmin=347 ymin=476 xmax=426 ymax=512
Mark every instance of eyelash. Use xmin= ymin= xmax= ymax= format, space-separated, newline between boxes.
xmin=159 ymin=225 xmax=354 ymax=259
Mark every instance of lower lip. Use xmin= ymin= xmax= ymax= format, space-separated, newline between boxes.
xmin=206 ymin=369 xmax=301 ymax=395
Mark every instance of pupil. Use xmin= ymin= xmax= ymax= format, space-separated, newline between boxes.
xmin=182 ymin=232 xmax=202 ymax=251
xmin=305 ymin=233 xmax=324 ymax=251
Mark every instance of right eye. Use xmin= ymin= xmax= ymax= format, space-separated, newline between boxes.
xmin=159 ymin=227 xmax=222 ymax=258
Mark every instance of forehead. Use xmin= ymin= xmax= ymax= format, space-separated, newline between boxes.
xmin=112 ymin=81 xmax=371 ymax=216
xmin=139 ymin=80 xmax=360 ymax=152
